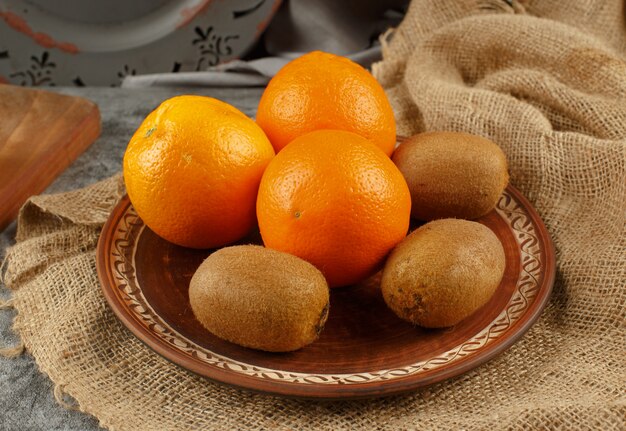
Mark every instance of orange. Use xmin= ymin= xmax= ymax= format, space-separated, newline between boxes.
xmin=256 ymin=130 xmax=411 ymax=287
xmin=123 ymin=95 xmax=275 ymax=249
xmin=256 ymin=51 xmax=397 ymax=156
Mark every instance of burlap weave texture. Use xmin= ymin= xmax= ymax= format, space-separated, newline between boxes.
xmin=3 ymin=0 xmax=626 ymax=429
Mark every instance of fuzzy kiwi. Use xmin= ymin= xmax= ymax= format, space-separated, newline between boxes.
xmin=392 ymin=131 xmax=509 ymax=221
xmin=189 ymin=245 xmax=330 ymax=352
xmin=381 ymin=219 xmax=505 ymax=328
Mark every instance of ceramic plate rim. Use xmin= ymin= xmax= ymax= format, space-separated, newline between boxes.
xmin=96 ymin=184 xmax=555 ymax=399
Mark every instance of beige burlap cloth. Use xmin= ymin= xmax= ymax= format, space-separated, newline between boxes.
xmin=2 ymin=0 xmax=625 ymax=429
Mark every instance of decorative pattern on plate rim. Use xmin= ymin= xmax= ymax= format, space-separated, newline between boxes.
xmin=108 ymin=190 xmax=543 ymax=385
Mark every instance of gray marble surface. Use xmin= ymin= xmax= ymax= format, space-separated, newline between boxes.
xmin=0 ymin=87 xmax=264 ymax=431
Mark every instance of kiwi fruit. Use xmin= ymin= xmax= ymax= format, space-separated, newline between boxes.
xmin=392 ymin=131 xmax=509 ymax=221
xmin=189 ymin=245 xmax=330 ymax=352
xmin=381 ymin=219 xmax=505 ymax=328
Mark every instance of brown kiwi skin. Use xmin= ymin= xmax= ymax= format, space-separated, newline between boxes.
xmin=189 ymin=245 xmax=330 ymax=352
xmin=392 ymin=131 xmax=509 ymax=221
xmin=381 ymin=219 xmax=505 ymax=328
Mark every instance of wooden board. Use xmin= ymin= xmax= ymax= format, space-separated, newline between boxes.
xmin=0 ymin=85 xmax=100 ymax=231
xmin=96 ymin=186 xmax=555 ymax=399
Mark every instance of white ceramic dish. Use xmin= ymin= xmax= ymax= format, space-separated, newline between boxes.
xmin=0 ymin=0 xmax=281 ymax=86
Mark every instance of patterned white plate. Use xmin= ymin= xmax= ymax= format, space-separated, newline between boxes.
xmin=0 ymin=0 xmax=281 ymax=86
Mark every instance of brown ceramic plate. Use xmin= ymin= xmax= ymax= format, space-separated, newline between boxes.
xmin=97 ymin=185 xmax=555 ymax=399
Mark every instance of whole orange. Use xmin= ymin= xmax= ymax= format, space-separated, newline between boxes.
xmin=256 ymin=51 xmax=397 ymax=156
xmin=123 ymin=95 xmax=275 ymax=249
xmin=256 ymin=130 xmax=411 ymax=287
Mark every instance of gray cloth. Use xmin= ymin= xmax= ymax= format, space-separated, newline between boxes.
xmin=122 ymin=47 xmax=384 ymax=88
xmin=122 ymin=0 xmax=406 ymax=88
